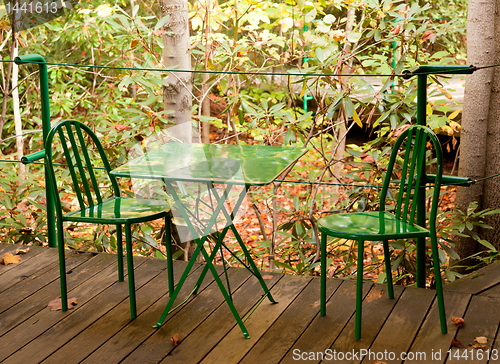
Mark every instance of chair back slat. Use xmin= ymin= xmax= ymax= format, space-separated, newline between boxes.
xmin=408 ymin=129 xmax=427 ymax=223
xmin=380 ymin=125 xmax=443 ymax=229
xmin=64 ymin=122 xmax=96 ymax=208
xmin=45 ymin=119 xmax=121 ymax=216
xmin=74 ymin=122 xmax=103 ymax=204
xmin=401 ymin=128 xmax=423 ymax=222
xmin=395 ymin=127 xmax=414 ymax=220
xmin=57 ymin=125 xmax=87 ymax=210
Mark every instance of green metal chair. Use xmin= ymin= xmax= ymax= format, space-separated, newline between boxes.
xmin=45 ymin=119 xmax=173 ymax=319
xmin=318 ymin=124 xmax=446 ymax=339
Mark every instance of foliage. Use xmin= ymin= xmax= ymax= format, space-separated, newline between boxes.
xmin=0 ymin=0 xmax=479 ymax=287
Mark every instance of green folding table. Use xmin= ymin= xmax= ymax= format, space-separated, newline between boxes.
xmin=111 ymin=142 xmax=307 ymax=338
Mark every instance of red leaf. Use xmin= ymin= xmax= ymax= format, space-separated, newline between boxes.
xmin=170 ymin=333 xmax=180 ymax=346
xmin=451 ymin=339 xmax=465 ymax=348
xmin=48 ymin=297 xmax=78 ymax=311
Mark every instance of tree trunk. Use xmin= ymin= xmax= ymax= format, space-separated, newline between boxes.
xmin=454 ymin=0 xmax=496 ymax=269
xmin=480 ymin=3 xmax=500 ymax=247
xmin=158 ymin=0 xmax=193 ymax=143
xmin=12 ymin=30 xmax=25 ymax=179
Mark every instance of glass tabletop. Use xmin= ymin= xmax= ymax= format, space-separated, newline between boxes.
xmin=111 ymin=143 xmax=307 ymax=186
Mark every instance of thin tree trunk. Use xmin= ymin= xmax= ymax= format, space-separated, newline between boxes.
xmin=201 ymin=0 xmax=211 ymax=143
xmin=0 ymin=31 xmax=13 ymax=143
xmin=158 ymin=0 xmax=193 ymax=143
xmin=12 ymin=33 xmax=25 ymax=179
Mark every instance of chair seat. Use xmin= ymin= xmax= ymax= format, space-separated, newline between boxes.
xmin=63 ymin=197 xmax=169 ymax=224
xmin=317 ymin=211 xmax=429 ymax=241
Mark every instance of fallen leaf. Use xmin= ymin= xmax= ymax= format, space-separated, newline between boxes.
xmin=15 ymin=247 xmax=30 ymax=255
xmin=365 ymin=288 xmax=384 ymax=303
xmin=471 ymin=343 xmax=487 ymax=350
xmin=170 ymin=333 xmax=180 ymax=346
xmin=48 ymin=297 xmax=78 ymax=311
xmin=262 ymin=275 xmax=273 ymax=279
xmin=452 ymin=316 xmax=464 ymax=328
xmin=0 ymin=253 xmax=21 ymax=265
xmin=475 ymin=336 xmax=488 ymax=345
xmin=452 ymin=339 xmax=465 ymax=348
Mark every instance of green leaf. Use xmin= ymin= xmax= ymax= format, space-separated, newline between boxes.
xmin=155 ymin=15 xmax=170 ymax=31
xmin=347 ymin=32 xmax=362 ymax=43
xmin=344 ymin=97 xmax=354 ymax=118
xmin=478 ymin=239 xmax=497 ymax=251
xmin=352 ymin=107 xmax=362 ymax=127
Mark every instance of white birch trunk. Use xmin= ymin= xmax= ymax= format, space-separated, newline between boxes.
xmin=158 ymin=0 xmax=194 ymax=143
xmin=12 ymin=36 xmax=25 ymax=180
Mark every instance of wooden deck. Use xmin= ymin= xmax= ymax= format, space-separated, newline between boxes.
xmin=1 ymin=243 xmax=500 ymax=364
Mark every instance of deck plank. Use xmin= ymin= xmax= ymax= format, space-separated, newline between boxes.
xmin=118 ymin=266 xmax=254 ymax=364
xmin=359 ymin=286 xmax=436 ymax=364
xmin=407 ymin=291 xmax=472 ymax=364
xmin=445 ymin=261 xmax=500 ymax=295
xmin=0 ymin=247 xmax=60 ymax=293
xmin=326 ymin=284 xmax=406 ymax=364
xmin=1 ymin=244 xmax=500 ymax=364
xmin=279 ymin=279 xmax=373 ymax=364
xmin=2 ymin=256 xmax=158 ymax=363
xmin=160 ymin=272 xmax=290 ymax=364
xmin=78 ymin=262 xmax=220 ymax=364
xmin=445 ymin=295 xmax=500 ymax=364
xmin=0 ymin=252 xmax=116 ymax=337
xmin=0 ymin=245 xmax=51 ymax=278
xmin=198 ymin=275 xmax=313 ymax=364
xmin=0 ymin=255 xmax=147 ymax=362
xmin=0 ymin=250 xmax=94 ymax=314
xmin=41 ymin=258 xmax=190 ymax=364
xmin=238 ymin=277 xmax=342 ymax=364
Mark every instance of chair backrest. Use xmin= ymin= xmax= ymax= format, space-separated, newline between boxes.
xmin=379 ymin=125 xmax=443 ymax=229
xmin=45 ymin=119 xmax=120 ymax=218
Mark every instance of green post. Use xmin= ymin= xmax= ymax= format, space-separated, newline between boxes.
xmin=408 ymin=65 xmax=475 ymax=288
xmin=416 ymin=74 xmax=427 ymax=288
xmin=15 ymin=54 xmax=56 ymax=248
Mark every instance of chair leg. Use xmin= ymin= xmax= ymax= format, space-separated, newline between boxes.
xmin=165 ymin=214 xmax=174 ymax=297
xmin=382 ymin=240 xmax=394 ymax=299
xmin=57 ymin=218 xmax=68 ymax=311
xmin=430 ymin=235 xmax=447 ymax=334
xmin=355 ymin=240 xmax=364 ymax=340
xmin=320 ymin=233 xmax=327 ymax=316
xmin=117 ymin=224 xmax=124 ymax=282
xmin=125 ymin=224 xmax=137 ymax=319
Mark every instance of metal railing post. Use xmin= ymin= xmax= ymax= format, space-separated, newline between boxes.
xmin=15 ymin=54 xmax=56 ymax=248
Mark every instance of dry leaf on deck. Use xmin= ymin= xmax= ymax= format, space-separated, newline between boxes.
xmin=471 ymin=343 xmax=487 ymax=350
xmin=365 ymin=289 xmax=384 ymax=303
xmin=451 ymin=339 xmax=465 ymax=348
xmin=474 ymin=336 xmax=488 ymax=345
xmin=452 ymin=316 xmax=465 ymax=328
xmin=0 ymin=253 xmax=21 ymax=265
xmin=170 ymin=333 xmax=180 ymax=346
xmin=262 ymin=275 xmax=273 ymax=280
xmin=48 ymin=297 xmax=78 ymax=311
xmin=15 ymin=247 xmax=30 ymax=255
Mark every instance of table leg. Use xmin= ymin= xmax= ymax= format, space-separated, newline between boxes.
xmin=154 ymin=182 xmax=251 ymax=338
xmin=212 ymin=185 xmax=277 ymax=304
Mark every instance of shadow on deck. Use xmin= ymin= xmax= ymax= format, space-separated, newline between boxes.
xmin=0 ymin=243 xmax=499 ymax=364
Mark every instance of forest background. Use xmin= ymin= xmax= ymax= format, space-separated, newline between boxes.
xmin=0 ymin=0 xmax=493 ymax=287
